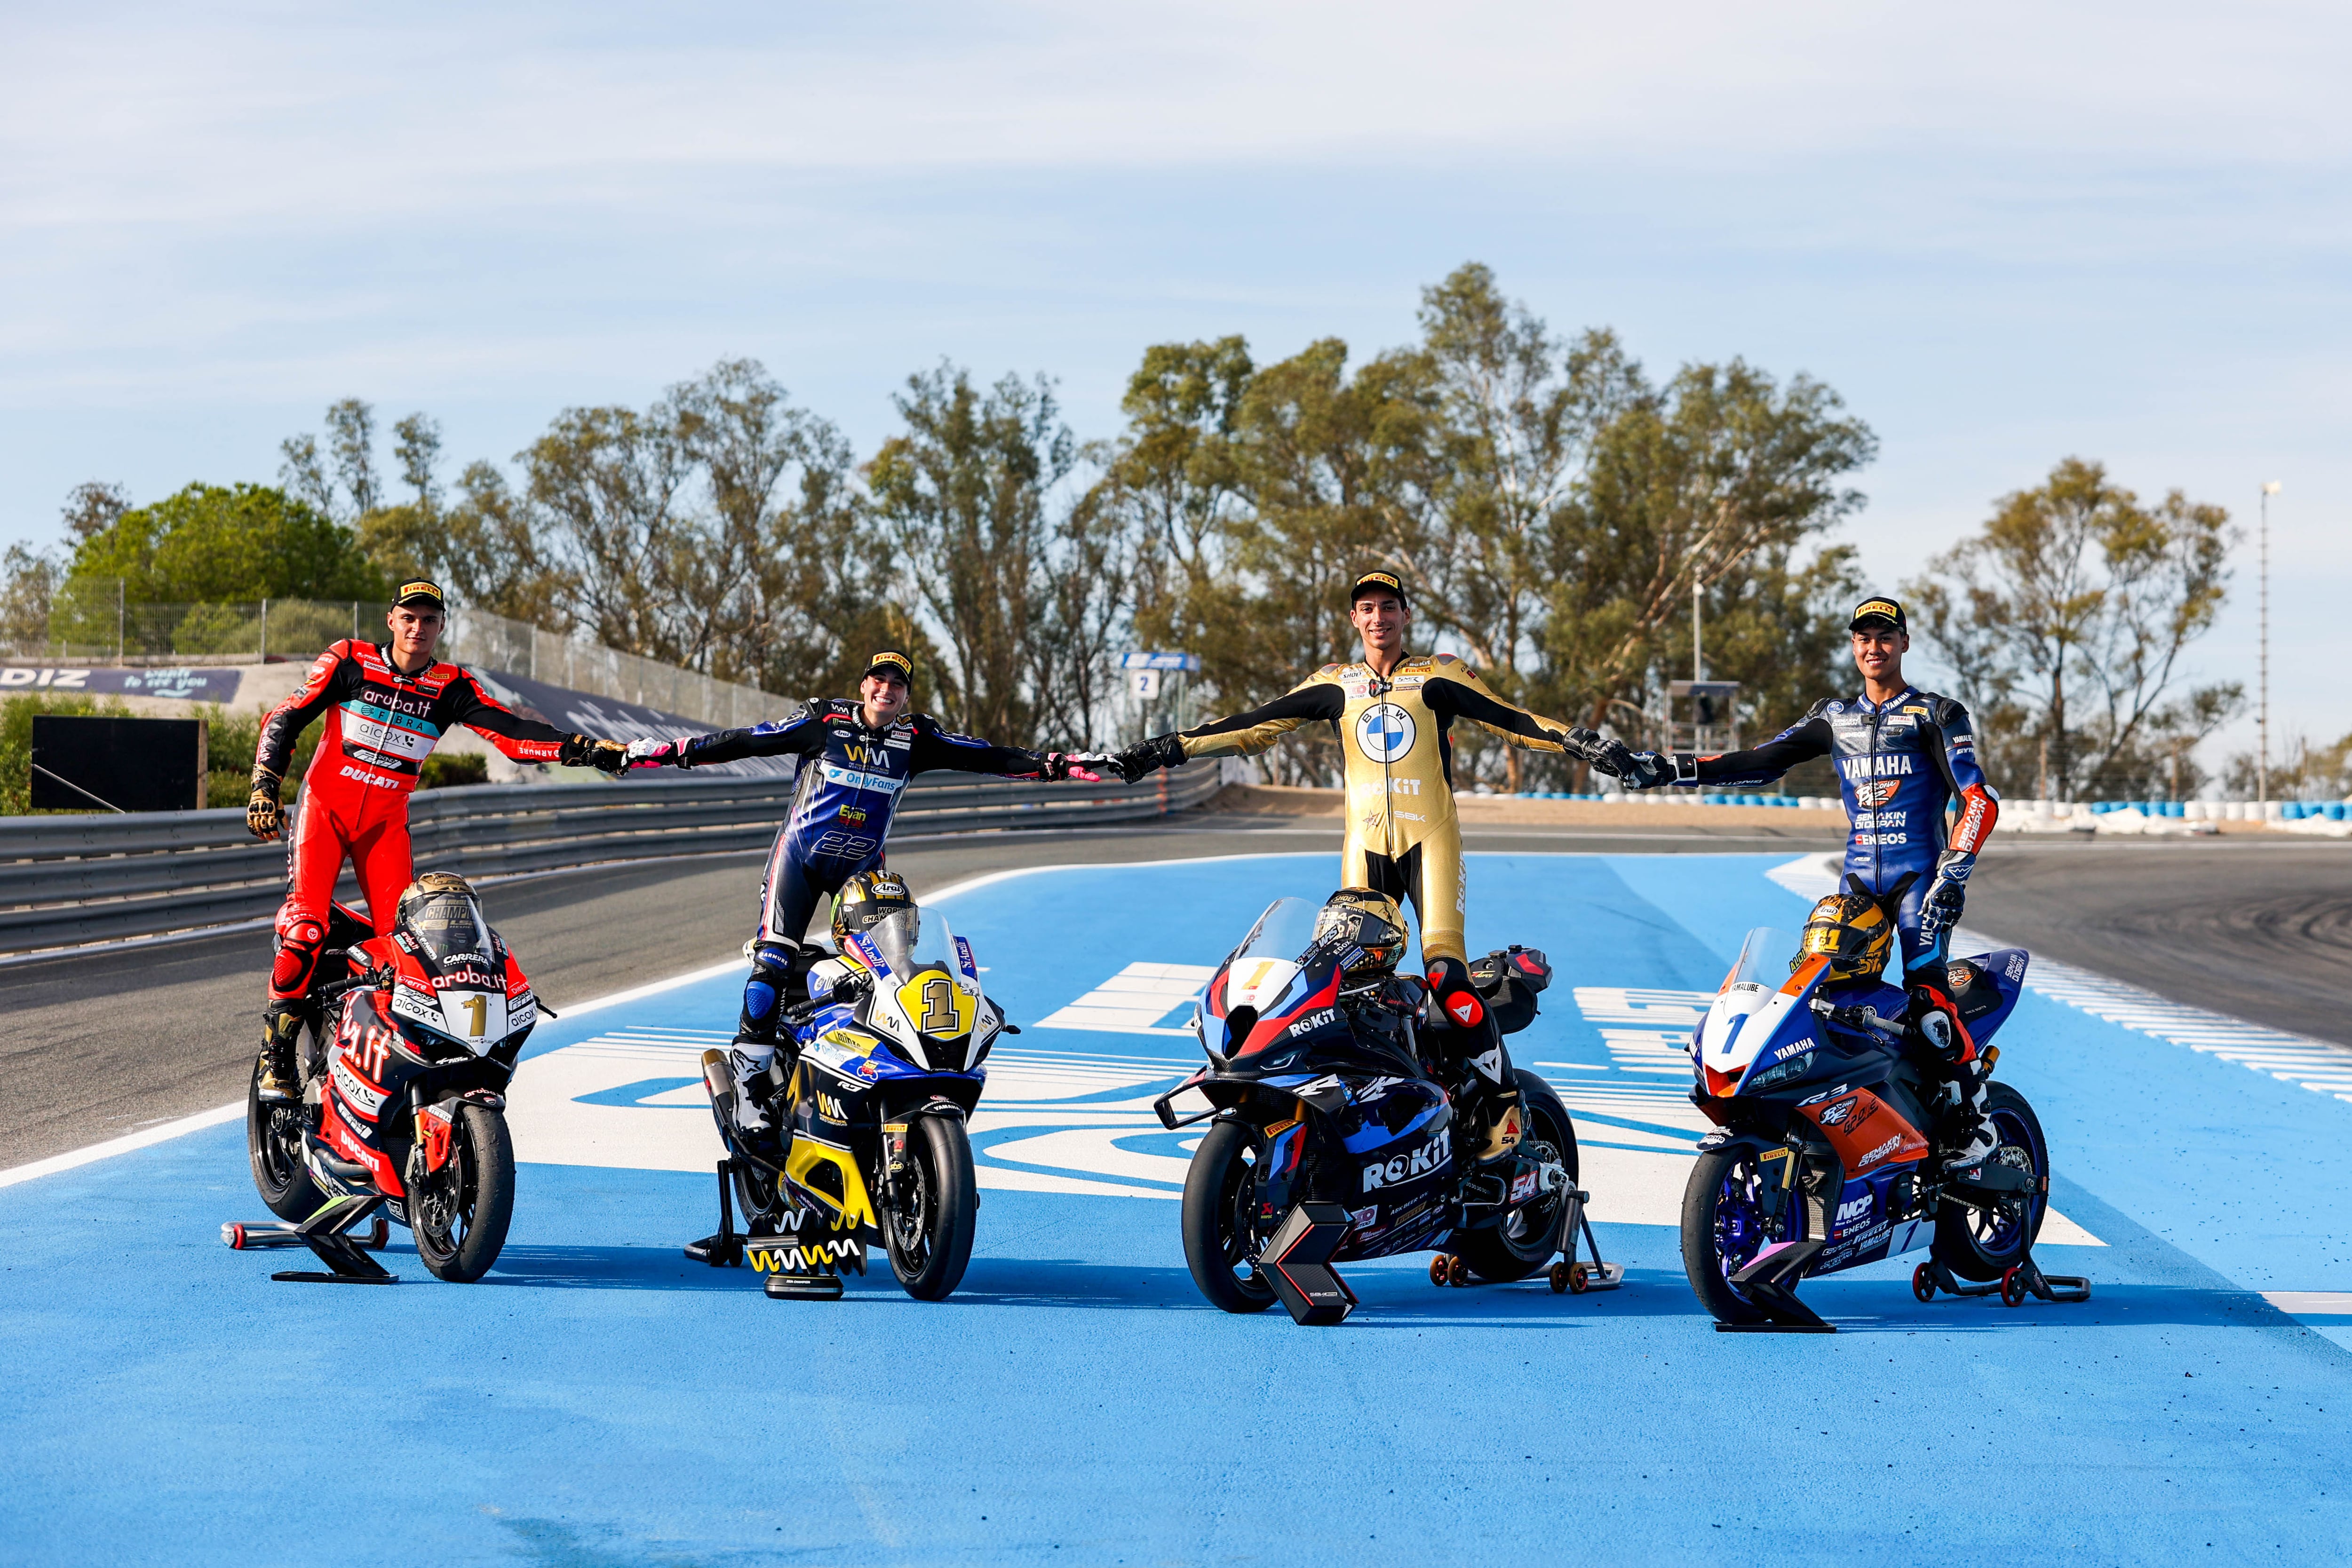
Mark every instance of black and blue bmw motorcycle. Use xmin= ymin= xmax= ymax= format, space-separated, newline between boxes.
xmin=1156 ymin=896 xmax=1619 ymax=1323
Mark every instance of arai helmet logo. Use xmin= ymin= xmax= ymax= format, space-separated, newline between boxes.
xmin=1354 ymin=703 xmax=1416 ymax=764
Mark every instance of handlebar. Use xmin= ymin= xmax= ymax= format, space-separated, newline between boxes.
xmin=313 ymin=965 xmax=391 ymax=1004
xmin=1809 ymin=996 xmax=1905 ymax=1038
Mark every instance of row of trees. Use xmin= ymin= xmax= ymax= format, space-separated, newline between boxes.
xmin=5 ymin=263 xmax=2272 ymax=798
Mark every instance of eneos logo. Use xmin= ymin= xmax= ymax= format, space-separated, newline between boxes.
xmin=1354 ymin=703 xmax=1416 ymax=764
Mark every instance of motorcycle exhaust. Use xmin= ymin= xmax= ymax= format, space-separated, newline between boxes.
xmin=701 ymin=1048 xmax=734 ymax=1106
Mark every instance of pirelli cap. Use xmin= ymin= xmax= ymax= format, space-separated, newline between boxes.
xmin=863 ymin=650 xmax=914 ymax=684
xmin=1849 ymin=595 xmax=1907 ymax=633
xmin=393 ymin=578 xmax=447 ymax=611
xmin=1348 ymin=570 xmax=1410 ymax=609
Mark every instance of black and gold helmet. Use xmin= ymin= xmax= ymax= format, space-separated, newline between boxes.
xmin=1797 ymin=888 xmax=1895 ymax=982
xmin=397 ymin=871 xmax=487 ymax=961
xmin=1314 ymin=887 xmax=1409 ymax=979
xmin=831 ymin=869 xmax=916 ymax=954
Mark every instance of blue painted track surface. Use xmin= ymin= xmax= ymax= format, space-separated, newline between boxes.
xmin=6 ymin=852 xmax=2351 ymax=1565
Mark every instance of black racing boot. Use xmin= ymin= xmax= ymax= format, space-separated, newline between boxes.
xmin=258 ymin=1007 xmax=302 ymax=1101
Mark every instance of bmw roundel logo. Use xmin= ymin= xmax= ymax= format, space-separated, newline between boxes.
xmin=1354 ymin=702 xmax=1417 ymax=763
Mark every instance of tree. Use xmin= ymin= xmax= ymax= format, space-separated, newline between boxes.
xmin=280 ymin=397 xmax=383 ymax=523
xmin=1403 ymin=264 xmax=1642 ymax=788
xmin=1545 ymin=360 xmax=1877 ymax=774
xmin=519 ymin=399 xmax=696 ymax=663
xmin=1905 ymin=458 xmax=2239 ymax=800
xmin=869 ymin=365 xmax=1076 ymax=741
xmin=65 ymin=483 xmax=387 ymax=604
xmin=0 ymin=543 xmax=64 ymax=653
xmin=62 ymin=482 xmax=129 ymax=542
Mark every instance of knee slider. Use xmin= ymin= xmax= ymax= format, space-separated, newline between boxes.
xmin=270 ymin=918 xmax=326 ymax=998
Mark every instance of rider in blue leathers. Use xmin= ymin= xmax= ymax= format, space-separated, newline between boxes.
xmin=1590 ymin=596 xmax=2002 ymax=1166
xmin=625 ymin=651 xmax=1105 ymax=1132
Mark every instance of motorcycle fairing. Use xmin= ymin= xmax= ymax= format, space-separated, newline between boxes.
xmin=1811 ymin=1162 xmax=1934 ymax=1275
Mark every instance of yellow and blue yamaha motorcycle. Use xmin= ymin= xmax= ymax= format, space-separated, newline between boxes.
xmin=692 ymin=900 xmax=1007 ymax=1301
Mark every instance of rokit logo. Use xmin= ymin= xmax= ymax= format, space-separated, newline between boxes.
xmin=1362 ymin=1128 xmax=1451 ymax=1191
xmin=1287 ymin=1007 xmax=1337 ymax=1038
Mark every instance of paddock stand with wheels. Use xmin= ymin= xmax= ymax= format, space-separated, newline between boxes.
xmin=1913 ymin=1247 xmax=2091 ymax=1308
xmin=1547 ymin=1187 xmax=1625 ymax=1296
xmin=222 ymin=1194 xmax=396 ymax=1284
xmin=683 ymin=1156 xmax=853 ymax=1301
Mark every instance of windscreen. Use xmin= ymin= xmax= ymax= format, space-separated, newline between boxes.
xmin=1728 ymin=927 xmax=1796 ymax=991
xmin=1235 ymin=897 xmax=1323 ymax=966
xmin=864 ymin=903 xmax=956 ymax=978
xmin=405 ymin=891 xmax=490 ymax=965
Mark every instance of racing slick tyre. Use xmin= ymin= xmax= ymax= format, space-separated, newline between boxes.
xmin=1931 ymin=1083 xmax=2049 ymax=1283
xmin=885 ymin=1115 xmax=977 ymax=1302
xmin=246 ymin=1059 xmax=325 ymax=1223
xmin=1453 ymin=1071 xmax=1580 ymax=1283
xmin=1182 ymin=1119 xmax=1277 ymax=1314
xmin=1681 ymin=1143 xmax=1797 ymax=1327
xmin=412 ymin=1104 xmax=515 ymax=1283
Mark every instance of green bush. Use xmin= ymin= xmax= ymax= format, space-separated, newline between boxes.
xmin=419 ymin=752 xmax=489 ymax=789
xmin=1 ymin=693 xmax=134 ymax=816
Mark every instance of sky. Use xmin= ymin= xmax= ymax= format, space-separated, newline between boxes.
xmin=3 ymin=1 xmax=2345 ymax=769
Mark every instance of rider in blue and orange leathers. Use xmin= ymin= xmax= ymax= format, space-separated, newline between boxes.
xmin=623 ymin=651 xmax=1105 ymax=1133
xmin=1592 ymin=595 xmax=2001 ymax=1166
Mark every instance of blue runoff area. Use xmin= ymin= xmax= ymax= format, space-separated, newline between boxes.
xmin=4 ymin=852 xmax=2352 ymax=1565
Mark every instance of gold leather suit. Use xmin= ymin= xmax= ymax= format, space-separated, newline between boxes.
xmin=1176 ymin=654 xmax=1573 ymax=965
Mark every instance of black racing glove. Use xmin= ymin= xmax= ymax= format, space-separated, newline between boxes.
xmin=1111 ymin=733 xmax=1186 ymax=783
xmin=246 ymin=775 xmax=284 ymax=841
xmin=559 ymin=733 xmax=630 ymax=774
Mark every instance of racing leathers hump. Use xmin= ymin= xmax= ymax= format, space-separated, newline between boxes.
xmin=1172 ymin=654 xmax=1573 ymax=966
xmin=1668 ymin=687 xmax=1999 ymax=973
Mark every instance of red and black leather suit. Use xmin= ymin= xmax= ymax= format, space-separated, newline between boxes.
xmin=253 ymin=641 xmax=573 ymax=1004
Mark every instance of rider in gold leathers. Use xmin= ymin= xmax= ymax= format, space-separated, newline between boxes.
xmin=1113 ymin=571 xmax=1607 ymax=1163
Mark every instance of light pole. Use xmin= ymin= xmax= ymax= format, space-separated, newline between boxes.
xmin=2259 ymin=481 xmax=2280 ymax=807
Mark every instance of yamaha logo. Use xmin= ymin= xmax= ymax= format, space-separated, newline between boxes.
xmin=1354 ymin=703 xmax=1416 ymax=764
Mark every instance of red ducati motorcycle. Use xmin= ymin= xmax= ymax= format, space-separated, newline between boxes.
xmin=228 ymin=873 xmax=541 ymax=1284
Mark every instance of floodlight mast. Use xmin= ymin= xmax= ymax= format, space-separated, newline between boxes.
xmin=2260 ymin=481 xmax=2281 ymax=807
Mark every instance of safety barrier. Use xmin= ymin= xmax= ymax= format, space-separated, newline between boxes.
xmin=0 ymin=763 xmax=1223 ymax=954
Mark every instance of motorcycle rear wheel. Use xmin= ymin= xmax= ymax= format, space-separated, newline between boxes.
xmin=1681 ymin=1144 xmax=1796 ymax=1326
xmin=885 ymin=1116 xmax=977 ymax=1301
xmin=411 ymin=1104 xmax=515 ymax=1283
xmin=1931 ymin=1083 xmax=2049 ymax=1282
xmin=1182 ymin=1120 xmax=1278 ymax=1313
xmin=246 ymin=1060 xmax=325 ymax=1222
xmin=1452 ymin=1071 xmax=1580 ymax=1283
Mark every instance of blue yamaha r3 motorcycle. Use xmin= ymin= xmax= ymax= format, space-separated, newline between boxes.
xmin=692 ymin=901 xmax=1006 ymax=1302
xmin=1156 ymin=897 xmax=1620 ymax=1324
xmin=1682 ymin=927 xmax=2089 ymax=1330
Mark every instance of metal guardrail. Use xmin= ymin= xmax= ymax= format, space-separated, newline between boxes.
xmin=0 ymin=763 xmax=1223 ymax=954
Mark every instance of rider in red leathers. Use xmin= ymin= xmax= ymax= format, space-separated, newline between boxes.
xmin=246 ymin=580 xmax=625 ymax=1095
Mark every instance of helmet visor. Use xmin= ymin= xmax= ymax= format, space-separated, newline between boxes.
xmin=405 ymin=891 xmax=488 ymax=964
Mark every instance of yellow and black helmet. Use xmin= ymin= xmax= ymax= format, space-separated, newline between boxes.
xmin=397 ymin=871 xmax=486 ymax=958
xmin=1314 ymin=887 xmax=1409 ymax=978
xmin=831 ymin=869 xmax=915 ymax=951
xmin=1798 ymin=888 xmax=1895 ymax=982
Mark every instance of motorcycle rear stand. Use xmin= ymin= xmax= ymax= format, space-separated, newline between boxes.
xmin=222 ymin=1195 xmax=397 ymax=1284
xmin=1914 ymin=1249 xmax=2092 ymax=1308
xmin=683 ymin=1157 xmax=845 ymax=1302
xmin=1425 ymin=1187 xmax=1626 ymax=1295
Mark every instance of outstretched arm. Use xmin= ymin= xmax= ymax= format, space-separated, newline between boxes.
xmin=1112 ymin=673 xmax=1346 ymax=781
xmin=1597 ymin=708 xmax=1835 ymax=790
xmin=907 ymin=717 xmax=1056 ymax=777
xmin=1421 ymin=660 xmax=1577 ymax=752
xmin=642 ymin=703 xmax=832 ymax=769
xmin=446 ymin=674 xmax=627 ymax=772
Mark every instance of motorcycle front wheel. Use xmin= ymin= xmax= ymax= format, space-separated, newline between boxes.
xmin=1931 ymin=1083 xmax=2049 ymax=1282
xmin=246 ymin=1060 xmax=325 ymax=1222
xmin=1181 ymin=1119 xmax=1277 ymax=1314
xmin=884 ymin=1116 xmax=977 ymax=1301
xmin=1681 ymin=1143 xmax=1799 ymax=1326
xmin=411 ymin=1104 xmax=515 ymax=1283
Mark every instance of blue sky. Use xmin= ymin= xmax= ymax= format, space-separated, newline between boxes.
xmin=3 ymin=1 xmax=2345 ymax=765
